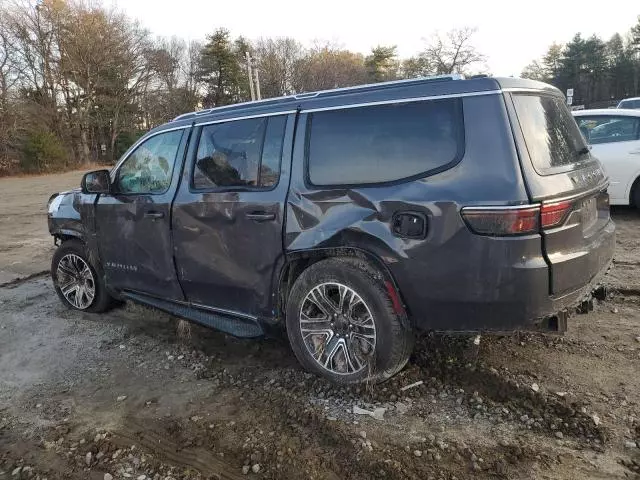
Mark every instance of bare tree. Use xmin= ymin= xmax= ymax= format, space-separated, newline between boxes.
xmin=253 ymin=37 xmax=304 ymax=97
xmin=422 ymin=27 xmax=486 ymax=75
xmin=142 ymin=37 xmax=202 ymax=126
xmin=0 ymin=10 xmax=17 ymax=170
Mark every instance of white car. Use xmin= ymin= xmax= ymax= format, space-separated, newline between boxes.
xmin=617 ymin=97 xmax=640 ymax=109
xmin=573 ymin=109 xmax=640 ymax=206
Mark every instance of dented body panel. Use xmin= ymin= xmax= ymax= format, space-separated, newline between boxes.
xmin=284 ymin=94 xmax=573 ymax=331
xmin=171 ymin=117 xmax=296 ymax=318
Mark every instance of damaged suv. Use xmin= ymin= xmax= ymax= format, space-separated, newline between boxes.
xmin=48 ymin=75 xmax=615 ymax=384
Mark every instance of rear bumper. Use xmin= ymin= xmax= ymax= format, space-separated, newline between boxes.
xmin=402 ymin=220 xmax=615 ymax=333
xmin=546 ymin=218 xmax=615 ymax=307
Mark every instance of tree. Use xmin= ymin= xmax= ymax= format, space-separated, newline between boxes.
xmin=630 ymin=16 xmax=640 ymax=94
xmin=631 ymin=15 xmax=640 ymax=52
xmin=294 ymin=43 xmax=366 ymax=92
xmin=254 ymin=37 xmax=304 ymax=97
xmin=523 ymin=21 xmax=640 ymax=107
xmin=556 ymin=34 xmax=586 ymax=102
xmin=401 ymin=55 xmax=432 ymax=78
xmin=0 ymin=9 xmax=18 ymax=171
xmin=421 ymin=27 xmax=485 ymax=75
xmin=143 ymin=38 xmax=202 ymax=126
xmin=365 ymin=45 xmax=398 ymax=82
xmin=606 ymin=33 xmax=634 ymax=100
xmin=543 ymin=43 xmax=563 ymax=83
xmin=198 ymin=28 xmax=246 ymax=107
xmin=521 ymin=60 xmax=547 ymax=81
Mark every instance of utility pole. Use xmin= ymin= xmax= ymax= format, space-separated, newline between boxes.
xmin=245 ymin=51 xmax=256 ymax=101
xmin=254 ymin=65 xmax=262 ymax=100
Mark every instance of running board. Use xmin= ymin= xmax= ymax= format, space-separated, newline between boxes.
xmin=122 ymin=291 xmax=264 ymax=338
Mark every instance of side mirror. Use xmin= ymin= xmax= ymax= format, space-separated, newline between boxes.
xmin=81 ymin=169 xmax=111 ymax=194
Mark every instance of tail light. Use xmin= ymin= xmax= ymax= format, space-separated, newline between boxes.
xmin=461 ymin=206 xmax=540 ymax=236
xmin=462 ymin=201 xmax=574 ymax=236
xmin=540 ymin=200 xmax=573 ymax=229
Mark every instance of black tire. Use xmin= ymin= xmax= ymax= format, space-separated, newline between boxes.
xmin=51 ymin=239 xmax=114 ymax=313
xmin=285 ymin=258 xmax=414 ymax=385
xmin=632 ymin=179 xmax=640 ymax=209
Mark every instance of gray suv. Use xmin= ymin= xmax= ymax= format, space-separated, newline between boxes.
xmin=47 ymin=75 xmax=615 ymax=384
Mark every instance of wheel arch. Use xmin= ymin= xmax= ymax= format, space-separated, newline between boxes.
xmin=275 ymin=246 xmax=407 ymax=326
xmin=52 ymin=228 xmax=86 ymax=245
xmin=629 ymin=173 xmax=640 ymax=207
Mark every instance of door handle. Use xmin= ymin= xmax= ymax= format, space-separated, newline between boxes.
xmin=245 ymin=212 xmax=276 ymax=222
xmin=144 ymin=211 xmax=165 ymax=219
xmin=630 ymin=149 xmax=640 ymax=155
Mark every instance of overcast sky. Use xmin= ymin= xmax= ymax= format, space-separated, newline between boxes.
xmin=114 ymin=0 xmax=639 ymax=76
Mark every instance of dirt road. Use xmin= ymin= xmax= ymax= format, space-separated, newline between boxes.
xmin=1 ymin=174 xmax=639 ymax=479
xmin=0 ymin=170 xmax=90 ymax=285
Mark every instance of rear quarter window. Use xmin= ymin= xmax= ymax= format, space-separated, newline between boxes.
xmin=512 ymin=94 xmax=590 ymax=175
xmin=306 ymin=98 xmax=464 ymax=186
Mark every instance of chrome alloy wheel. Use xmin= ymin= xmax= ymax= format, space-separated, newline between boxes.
xmin=56 ymin=253 xmax=95 ymax=310
xmin=299 ymin=282 xmax=376 ymax=375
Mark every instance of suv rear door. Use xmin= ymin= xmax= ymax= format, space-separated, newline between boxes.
xmin=505 ymin=91 xmax=615 ymax=296
xmin=172 ymin=113 xmax=293 ymax=318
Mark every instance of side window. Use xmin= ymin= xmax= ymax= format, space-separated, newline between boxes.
xmin=259 ymin=115 xmax=287 ymax=188
xmin=577 ymin=116 xmax=640 ymax=145
xmin=307 ymin=99 xmax=463 ymax=186
xmin=115 ymin=130 xmax=184 ymax=194
xmin=192 ymin=116 xmax=286 ymax=190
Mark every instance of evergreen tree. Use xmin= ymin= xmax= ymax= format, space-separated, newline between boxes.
xmin=198 ymin=28 xmax=246 ymax=107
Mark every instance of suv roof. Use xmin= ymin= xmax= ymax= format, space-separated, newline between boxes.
xmin=169 ymin=76 xmax=561 ymax=127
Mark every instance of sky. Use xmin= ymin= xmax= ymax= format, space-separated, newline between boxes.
xmin=113 ymin=0 xmax=639 ymax=76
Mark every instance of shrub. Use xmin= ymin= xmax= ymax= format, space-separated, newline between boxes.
xmin=20 ymin=130 xmax=68 ymax=173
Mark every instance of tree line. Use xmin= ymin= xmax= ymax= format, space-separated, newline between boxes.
xmin=0 ymin=0 xmax=485 ymax=175
xmin=522 ymin=16 xmax=640 ymax=107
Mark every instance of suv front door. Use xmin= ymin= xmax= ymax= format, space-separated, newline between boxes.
xmin=172 ymin=114 xmax=292 ymax=318
xmin=96 ymin=127 xmax=189 ymax=299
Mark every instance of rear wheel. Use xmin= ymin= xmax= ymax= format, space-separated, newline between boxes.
xmin=631 ymin=178 xmax=640 ymax=209
xmin=285 ymin=258 xmax=414 ymax=385
xmin=51 ymin=239 xmax=114 ymax=313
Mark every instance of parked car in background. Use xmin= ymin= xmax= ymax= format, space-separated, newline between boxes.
xmin=47 ymin=76 xmax=615 ymax=385
xmin=573 ymin=109 xmax=640 ymax=206
xmin=617 ymin=97 xmax=640 ymax=109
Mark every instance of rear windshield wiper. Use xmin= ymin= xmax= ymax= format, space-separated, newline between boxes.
xmin=577 ymin=146 xmax=590 ymax=156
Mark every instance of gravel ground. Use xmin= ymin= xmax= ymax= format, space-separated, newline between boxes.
xmin=0 ymin=172 xmax=639 ymax=479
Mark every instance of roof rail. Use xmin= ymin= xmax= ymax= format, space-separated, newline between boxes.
xmin=292 ymin=74 xmax=464 ymax=99
xmin=172 ymin=73 xmax=465 ymax=122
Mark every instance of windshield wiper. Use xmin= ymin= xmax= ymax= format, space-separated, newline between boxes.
xmin=577 ymin=146 xmax=590 ymax=156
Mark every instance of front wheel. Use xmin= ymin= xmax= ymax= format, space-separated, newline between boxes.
xmin=286 ymin=258 xmax=414 ymax=385
xmin=51 ymin=239 xmax=114 ymax=313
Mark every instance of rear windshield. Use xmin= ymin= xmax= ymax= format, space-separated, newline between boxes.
xmin=512 ymin=94 xmax=590 ymax=175
xmin=618 ymin=99 xmax=640 ymax=109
